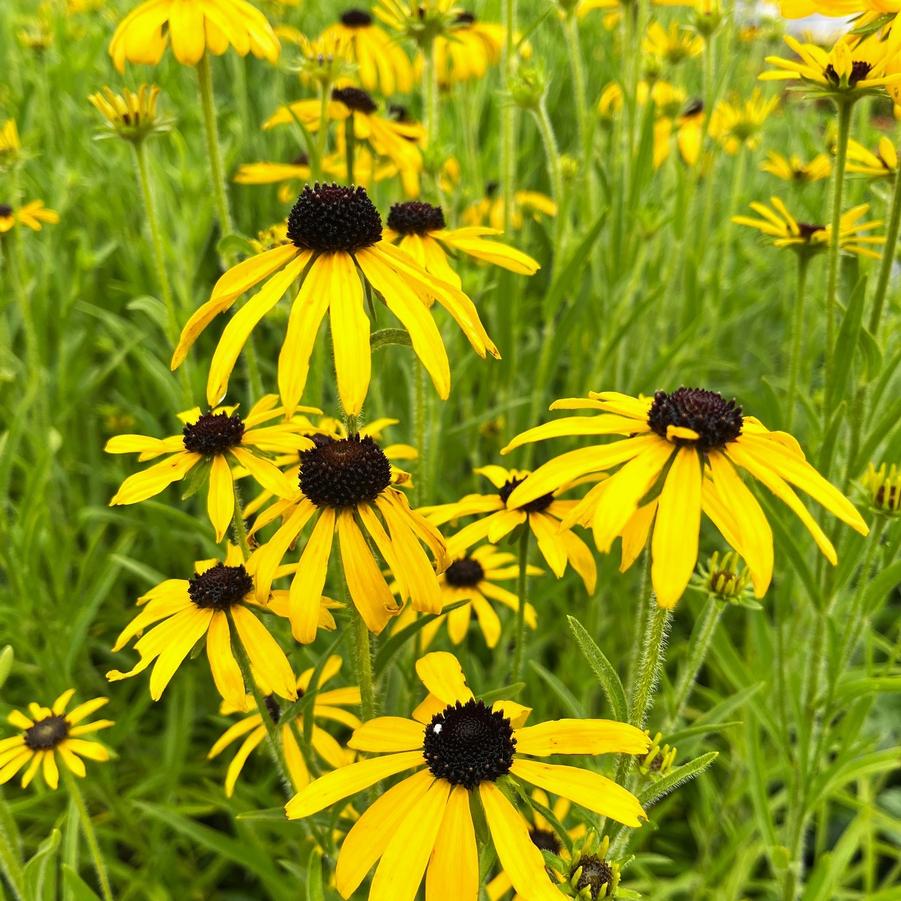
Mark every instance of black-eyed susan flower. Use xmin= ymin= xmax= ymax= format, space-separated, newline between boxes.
xmin=847 ymin=137 xmax=899 ymax=177
xmin=565 ymin=836 xmax=622 ymax=900
xmin=501 ymin=388 xmax=870 ymax=609
xmin=0 ymin=691 xmax=112 ymax=790
xmin=708 ymin=90 xmax=778 ymax=154
xmin=394 ymin=544 xmax=541 ymax=649
xmin=462 ymin=183 xmax=557 ymax=231
xmin=429 ymin=12 xmax=506 ymax=85
xmin=694 ymin=549 xmax=756 ymax=605
xmin=250 ymin=433 xmax=446 ymax=643
xmin=106 ymin=397 xmax=310 ymax=541
xmin=0 ymin=200 xmax=59 ymax=233
xmin=88 ymin=84 xmax=170 ymax=144
xmin=0 ymin=119 xmax=21 ymax=170
xmin=733 ymin=198 xmax=885 ymax=258
xmin=209 ymin=655 xmax=360 ymax=796
xmin=643 ymin=21 xmax=704 ymax=69
xmin=385 ymin=200 xmax=540 ymax=290
xmin=862 ymin=462 xmax=901 ymax=515
xmin=109 ymin=0 xmax=280 ymax=70
xmin=318 ymin=9 xmax=413 ymax=94
xmin=107 ymin=545 xmax=299 ymax=706
xmin=285 ymin=652 xmax=649 ymax=901
xmin=420 ymin=465 xmax=597 ymax=592
xmin=171 ymin=183 xmax=499 ymax=417
xmin=761 ymin=150 xmax=831 ymax=182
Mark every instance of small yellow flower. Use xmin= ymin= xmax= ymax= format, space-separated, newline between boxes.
xmin=709 ymin=90 xmax=779 ymax=154
xmin=862 ymin=462 xmax=901 ymax=515
xmin=428 ymin=12 xmax=510 ymax=86
xmin=846 ymin=136 xmax=899 ymax=176
xmin=0 ymin=120 xmax=21 ymax=170
xmin=0 ymin=691 xmax=112 ymax=790
xmin=694 ymin=550 xmax=756 ymax=604
xmin=643 ymin=21 xmax=704 ymax=68
xmin=462 ymin=185 xmax=557 ymax=230
xmin=0 ymin=200 xmax=60 ymax=234
xmin=88 ymin=84 xmax=169 ymax=144
xmin=761 ymin=150 xmax=832 ymax=182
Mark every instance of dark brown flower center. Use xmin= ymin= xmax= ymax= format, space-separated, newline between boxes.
xmin=340 ymin=8 xmax=372 ymax=26
xmin=455 ymin=10 xmax=476 ymax=24
xmin=529 ymin=827 xmax=562 ymax=854
xmin=647 ymin=387 xmax=743 ymax=451
xmin=0 ymin=204 xmax=13 ymax=218
xmin=444 ymin=557 xmax=485 ymax=587
xmin=797 ymin=221 xmax=824 ymax=240
xmin=287 ymin=183 xmax=383 ymax=253
xmin=299 ymin=435 xmax=392 ymax=507
xmin=499 ymin=477 xmax=553 ymax=513
xmin=24 ymin=715 xmax=69 ymax=751
xmin=387 ymin=201 xmax=446 ymax=235
xmin=332 ymin=86 xmax=378 ymax=115
xmin=572 ymin=855 xmax=614 ymax=900
xmin=423 ymin=699 xmax=515 ymax=789
xmin=188 ymin=563 xmax=253 ymax=610
xmin=182 ymin=411 xmax=245 ymax=455
xmin=825 ymin=59 xmax=873 ymax=87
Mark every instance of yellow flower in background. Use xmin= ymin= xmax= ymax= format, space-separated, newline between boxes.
xmin=0 ymin=119 xmax=21 ymax=169
xmin=171 ymin=183 xmax=499 ymax=417
xmin=429 ymin=12 xmax=506 ymax=85
xmin=107 ymin=544 xmax=300 ymax=706
xmin=249 ymin=432 xmax=446 ymax=643
xmin=462 ymin=184 xmax=557 ymax=230
xmin=109 ymin=0 xmax=280 ymax=71
xmin=761 ymin=150 xmax=831 ymax=182
xmin=106 ymin=396 xmax=311 ymax=540
xmin=597 ymin=83 xmax=623 ymax=121
xmin=285 ymin=652 xmax=649 ymax=901
xmin=384 ymin=200 xmax=540 ymax=290
xmin=209 ymin=655 xmax=360 ymax=796
xmin=420 ymin=465 xmax=597 ymax=592
xmin=709 ymin=90 xmax=778 ymax=154
xmin=733 ymin=198 xmax=885 ymax=258
xmin=0 ymin=200 xmax=59 ymax=233
xmin=0 ymin=692 xmax=112 ymax=790
xmin=501 ymin=388 xmax=869 ymax=609
xmin=862 ymin=462 xmax=901 ymax=515
xmin=393 ymin=544 xmax=541 ymax=649
xmin=280 ymin=30 xmax=356 ymax=86
xmin=846 ymin=137 xmax=899 ymax=176
xmin=760 ymin=35 xmax=901 ymax=97
xmin=88 ymin=84 xmax=169 ymax=143
xmin=643 ymin=21 xmax=704 ymax=68
xmin=318 ymin=9 xmax=413 ymax=94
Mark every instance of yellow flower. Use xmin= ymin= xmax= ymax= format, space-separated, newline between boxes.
xmin=643 ymin=21 xmax=704 ymax=67
xmin=733 ymin=198 xmax=885 ymax=258
xmin=317 ymin=9 xmax=413 ymax=94
xmin=0 ymin=200 xmax=59 ymax=233
xmin=861 ymin=462 xmax=901 ymax=515
xmin=0 ymin=119 xmax=21 ymax=169
xmin=384 ymin=200 xmax=540 ymax=291
xmin=209 ymin=655 xmax=360 ymax=796
xmin=171 ymin=183 xmax=499 ymax=417
xmin=109 ymin=0 xmax=280 ymax=71
xmin=107 ymin=544 xmax=302 ymax=706
xmin=393 ymin=544 xmax=541 ymax=649
xmin=501 ymin=388 xmax=869 ymax=609
xmin=761 ymin=150 xmax=832 ymax=182
xmin=419 ymin=465 xmax=598 ymax=592
xmin=285 ymin=651 xmax=649 ymax=901
xmin=106 ymin=396 xmax=314 ymax=541
xmin=462 ymin=185 xmax=558 ymax=230
xmin=249 ymin=433 xmax=447 ymax=643
xmin=708 ymin=90 xmax=778 ymax=154
xmin=88 ymin=84 xmax=169 ymax=143
xmin=846 ymin=136 xmax=899 ymax=176
xmin=283 ymin=31 xmax=355 ymax=86
xmin=0 ymin=691 xmax=112 ymax=790
xmin=760 ymin=35 xmax=901 ymax=97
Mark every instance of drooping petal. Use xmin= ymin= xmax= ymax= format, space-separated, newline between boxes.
xmin=425 ymin=785 xmax=479 ymax=901
xmin=514 ymin=720 xmax=650 ymax=756
xmin=206 ymin=612 xmax=246 ymax=708
xmin=230 ymin=605 xmax=298 ymax=701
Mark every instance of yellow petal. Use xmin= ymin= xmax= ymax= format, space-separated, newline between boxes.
xmin=110 ymin=452 xmax=200 ymax=505
xmin=348 ymin=717 xmax=425 ymax=753
xmin=514 ymin=719 xmax=650 ymax=756
xmin=208 ymin=454 xmax=235 ymax=543
xmin=425 ymin=784 xmax=478 ymax=901
xmin=329 ymin=252 xmax=371 ymax=416
xmin=206 ymin=612 xmax=246 ymax=708
xmin=230 ymin=605 xmax=298 ymax=701
xmin=289 ymin=509 xmax=336 ymax=643
xmin=415 ymin=652 xmax=474 ymax=705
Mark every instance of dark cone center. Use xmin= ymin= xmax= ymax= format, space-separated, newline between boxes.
xmin=0 ymin=204 xmax=13 ymax=218
xmin=287 ymin=183 xmax=382 ymax=253
xmin=529 ymin=827 xmax=562 ymax=854
xmin=299 ymin=435 xmax=391 ymax=508
xmin=455 ymin=11 xmax=477 ymax=24
xmin=188 ymin=563 xmax=253 ymax=610
xmin=24 ymin=715 xmax=69 ymax=751
xmin=387 ymin=201 xmax=446 ymax=235
xmin=825 ymin=60 xmax=872 ymax=86
xmin=423 ymin=698 xmax=515 ymax=789
xmin=647 ymin=387 xmax=743 ymax=450
xmin=573 ymin=855 xmax=614 ymax=900
xmin=341 ymin=8 xmax=372 ymax=26
xmin=499 ymin=477 xmax=553 ymax=513
xmin=797 ymin=221 xmax=824 ymax=240
xmin=444 ymin=557 xmax=485 ymax=587
xmin=332 ymin=87 xmax=377 ymax=115
xmin=182 ymin=411 xmax=245 ymax=455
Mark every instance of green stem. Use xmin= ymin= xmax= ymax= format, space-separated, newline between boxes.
xmin=61 ymin=769 xmax=113 ymax=901
xmin=562 ymin=14 xmax=590 ymax=168
xmin=529 ymin=97 xmax=565 ymax=247
xmin=667 ymin=597 xmax=723 ymax=726
xmin=344 ymin=115 xmax=355 ymax=184
xmin=868 ymin=144 xmax=901 ymax=337
xmin=629 ymin=599 xmax=671 ymax=729
xmin=196 ymin=54 xmax=233 ymax=236
xmin=414 ymin=362 xmax=429 ymax=506
xmin=824 ymin=99 xmax=853 ymax=400
xmin=313 ymin=80 xmax=332 ymax=181
xmin=352 ymin=608 xmax=377 ymax=722
xmin=422 ymin=36 xmax=440 ymax=147
xmin=786 ymin=253 xmax=811 ymax=431
xmin=500 ymin=0 xmax=517 ymax=229
xmin=509 ymin=526 xmax=532 ymax=683
xmin=231 ymin=481 xmax=252 ymax=559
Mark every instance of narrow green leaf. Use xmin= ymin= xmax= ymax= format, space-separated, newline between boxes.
xmin=23 ymin=828 xmax=60 ymax=901
xmin=566 ymin=615 xmax=628 ymax=722
xmin=373 ymin=601 xmax=467 ymax=677
xmin=61 ymin=866 xmax=102 ymax=901
xmin=637 ymin=751 xmax=719 ymax=809
xmin=370 ymin=328 xmax=412 ymax=351
xmin=305 ymin=846 xmax=324 ymax=901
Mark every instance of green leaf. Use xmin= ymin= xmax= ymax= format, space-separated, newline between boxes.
xmin=373 ymin=601 xmax=467 ymax=677
xmin=541 ymin=209 xmax=607 ymax=318
xmin=479 ymin=682 xmax=526 ymax=704
xmin=305 ymin=846 xmax=324 ymax=901
xmin=23 ymin=828 xmax=60 ymax=901
xmin=835 ymin=675 xmax=901 ymax=699
xmin=370 ymin=328 xmax=412 ymax=351
xmin=216 ymin=233 xmax=255 ymax=261
xmin=528 ymin=661 xmax=584 ymax=717
xmin=637 ymin=751 xmax=718 ymax=809
xmin=566 ymin=615 xmax=628 ymax=722
xmin=60 ymin=866 xmax=102 ymax=901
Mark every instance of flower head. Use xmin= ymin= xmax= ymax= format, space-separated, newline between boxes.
xmin=88 ymin=84 xmax=170 ymax=144
xmin=709 ymin=90 xmax=778 ymax=154
xmin=861 ymin=462 xmax=901 ymax=515
xmin=0 ymin=200 xmax=59 ymax=234
xmin=846 ymin=136 xmax=899 ymax=177
xmin=1 ymin=691 xmax=112 ymax=790
xmin=285 ymin=652 xmax=649 ymax=901
xmin=0 ymin=120 xmax=21 ymax=171
xmin=643 ymin=21 xmax=704 ymax=69
xmin=761 ymin=150 xmax=831 ymax=182
xmin=462 ymin=185 xmax=557 ymax=230
xmin=501 ymin=388 xmax=869 ymax=608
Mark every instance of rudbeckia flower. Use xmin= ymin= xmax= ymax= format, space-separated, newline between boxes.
xmin=862 ymin=462 xmax=901 ymax=516
xmin=285 ymin=652 xmax=649 ymax=901
xmin=0 ymin=119 xmax=21 ymax=169
xmin=501 ymin=388 xmax=869 ymax=608
xmin=420 ymin=465 xmax=597 ymax=592
xmin=109 ymin=0 xmax=280 ymax=71
xmin=88 ymin=84 xmax=169 ymax=144
xmin=462 ymin=184 xmax=557 ymax=230
xmin=318 ymin=9 xmax=413 ymax=94
xmin=708 ymin=90 xmax=778 ymax=154
xmin=761 ymin=150 xmax=831 ymax=182
xmin=393 ymin=544 xmax=541 ymax=649
xmin=643 ymin=21 xmax=704 ymax=67
xmin=209 ymin=655 xmax=360 ymax=796
xmin=733 ymin=198 xmax=885 ymax=258
xmin=384 ymin=201 xmax=540 ymax=290
xmin=846 ymin=137 xmax=899 ymax=177
xmin=0 ymin=691 xmax=112 ymax=790
xmin=171 ymin=183 xmax=499 ymax=417
xmin=428 ymin=12 xmax=506 ymax=85
xmin=0 ymin=200 xmax=59 ymax=233
xmin=107 ymin=545 xmax=301 ymax=706
xmin=250 ymin=433 xmax=447 ymax=643
xmin=106 ymin=397 xmax=312 ymax=541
